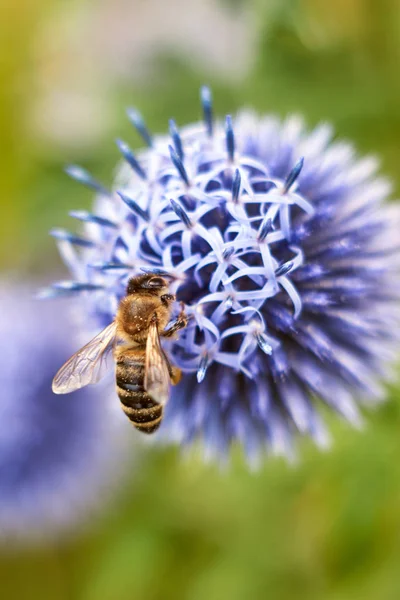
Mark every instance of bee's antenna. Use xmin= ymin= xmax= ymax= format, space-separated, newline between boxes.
xmin=140 ymin=267 xmax=174 ymax=278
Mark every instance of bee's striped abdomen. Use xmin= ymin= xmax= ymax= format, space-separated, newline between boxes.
xmin=116 ymin=352 xmax=162 ymax=434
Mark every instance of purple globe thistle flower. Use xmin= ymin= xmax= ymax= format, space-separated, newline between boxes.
xmin=0 ymin=283 xmax=129 ymax=543
xmin=45 ymin=88 xmax=400 ymax=464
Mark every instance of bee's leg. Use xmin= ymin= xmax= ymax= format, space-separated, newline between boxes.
xmin=160 ymin=352 xmax=181 ymax=385
xmin=161 ymin=304 xmax=188 ymax=338
xmin=170 ymin=367 xmax=182 ymax=385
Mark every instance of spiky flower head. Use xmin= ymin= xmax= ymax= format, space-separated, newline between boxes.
xmin=45 ymin=87 xmax=400 ymax=464
xmin=0 ymin=284 xmax=128 ymax=542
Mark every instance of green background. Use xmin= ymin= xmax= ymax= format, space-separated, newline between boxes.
xmin=2 ymin=0 xmax=400 ymax=598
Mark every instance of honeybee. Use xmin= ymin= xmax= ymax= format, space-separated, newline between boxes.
xmin=52 ymin=274 xmax=188 ymax=433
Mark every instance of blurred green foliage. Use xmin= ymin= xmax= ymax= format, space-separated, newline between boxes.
xmin=2 ymin=0 xmax=400 ymax=598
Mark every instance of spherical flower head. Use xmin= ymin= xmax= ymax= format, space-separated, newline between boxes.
xmin=0 ymin=283 xmax=129 ymax=543
xmin=46 ymin=87 xmax=400 ymax=464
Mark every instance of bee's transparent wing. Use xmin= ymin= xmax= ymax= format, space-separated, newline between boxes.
xmin=52 ymin=321 xmax=117 ymax=394
xmin=144 ymin=317 xmax=171 ymax=406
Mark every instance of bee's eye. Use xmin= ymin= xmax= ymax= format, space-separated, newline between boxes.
xmin=146 ymin=277 xmax=165 ymax=289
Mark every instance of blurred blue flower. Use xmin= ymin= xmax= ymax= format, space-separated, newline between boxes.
xmin=0 ymin=283 xmax=129 ymax=542
xmin=46 ymin=88 xmax=400 ymax=464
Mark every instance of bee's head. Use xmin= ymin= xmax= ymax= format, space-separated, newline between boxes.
xmin=126 ymin=274 xmax=169 ymax=296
